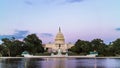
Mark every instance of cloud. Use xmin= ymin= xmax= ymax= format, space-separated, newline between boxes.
xmin=0 ymin=30 xmax=29 ymax=40
xmin=39 ymin=33 xmax=53 ymax=38
xmin=53 ymin=0 xmax=83 ymax=4
xmin=23 ymin=0 xmax=83 ymax=6
xmin=24 ymin=0 xmax=33 ymax=5
xmin=115 ymin=28 xmax=120 ymax=31
xmin=66 ymin=0 xmax=83 ymax=3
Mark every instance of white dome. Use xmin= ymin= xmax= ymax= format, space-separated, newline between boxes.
xmin=55 ymin=27 xmax=65 ymax=44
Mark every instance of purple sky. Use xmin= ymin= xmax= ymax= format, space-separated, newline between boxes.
xmin=0 ymin=0 xmax=120 ymax=44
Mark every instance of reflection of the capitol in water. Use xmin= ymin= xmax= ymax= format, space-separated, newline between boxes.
xmin=41 ymin=58 xmax=97 ymax=68
xmin=43 ymin=58 xmax=67 ymax=68
xmin=1 ymin=58 xmax=120 ymax=68
xmin=24 ymin=58 xmax=67 ymax=68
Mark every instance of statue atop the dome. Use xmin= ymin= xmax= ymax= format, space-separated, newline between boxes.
xmin=59 ymin=27 xmax=61 ymax=33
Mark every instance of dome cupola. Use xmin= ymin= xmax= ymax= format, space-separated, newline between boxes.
xmin=55 ymin=27 xmax=65 ymax=44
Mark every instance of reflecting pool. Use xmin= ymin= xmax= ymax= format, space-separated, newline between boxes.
xmin=0 ymin=58 xmax=120 ymax=68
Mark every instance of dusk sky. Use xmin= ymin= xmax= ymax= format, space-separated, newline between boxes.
xmin=0 ymin=0 xmax=120 ymax=44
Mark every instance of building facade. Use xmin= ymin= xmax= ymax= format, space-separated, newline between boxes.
xmin=45 ymin=27 xmax=74 ymax=53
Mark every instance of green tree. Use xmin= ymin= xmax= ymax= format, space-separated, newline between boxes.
xmin=91 ymin=38 xmax=107 ymax=56
xmin=0 ymin=44 xmax=5 ymax=57
xmin=1 ymin=38 xmax=13 ymax=56
xmin=23 ymin=34 xmax=44 ymax=54
xmin=111 ymin=38 xmax=120 ymax=56
xmin=10 ymin=40 xmax=24 ymax=56
xmin=1 ymin=37 xmax=24 ymax=56
xmin=69 ymin=39 xmax=92 ymax=54
xmin=105 ymin=43 xmax=115 ymax=56
xmin=0 ymin=44 xmax=4 ymax=52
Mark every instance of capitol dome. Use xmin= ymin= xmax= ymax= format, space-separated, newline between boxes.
xmin=55 ymin=27 xmax=65 ymax=44
xmin=45 ymin=27 xmax=74 ymax=53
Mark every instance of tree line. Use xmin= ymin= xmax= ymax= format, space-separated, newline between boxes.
xmin=69 ymin=38 xmax=120 ymax=56
xmin=0 ymin=34 xmax=44 ymax=57
xmin=0 ymin=33 xmax=120 ymax=57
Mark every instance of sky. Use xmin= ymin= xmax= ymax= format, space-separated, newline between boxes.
xmin=0 ymin=0 xmax=120 ymax=44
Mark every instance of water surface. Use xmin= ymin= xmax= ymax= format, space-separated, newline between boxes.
xmin=0 ymin=58 xmax=120 ymax=68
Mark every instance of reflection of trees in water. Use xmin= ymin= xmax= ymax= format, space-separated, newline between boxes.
xmin=24 ymin=58 xmax=44 ymax=68
xmin=1 ymin=58 xmax=23 ymax=68
xmin=1 ymin=58 xmax=67 ymax=68
xmin=0 ymin=58 xmax=98 ymax=68
xmin=42 ymin=58 xmax=97 ymax=68
xmin=1 ymin=58 xmax=120 ymax=68
xmin=75 ymin=58 xmax=98 ymax=68
xmin=1 ymin=58 xmax=46 ymax=68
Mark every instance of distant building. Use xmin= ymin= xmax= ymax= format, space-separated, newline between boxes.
xmin=45 ymin=27 xmax=74 ymax=53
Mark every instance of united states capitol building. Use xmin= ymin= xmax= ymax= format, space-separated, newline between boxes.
xmin=45 ymin=27 xmax=74 ymax=53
